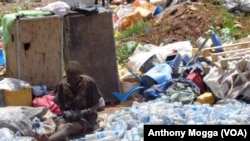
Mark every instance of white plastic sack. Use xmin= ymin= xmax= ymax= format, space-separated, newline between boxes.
xmin=224 ymin=0 xmax=250 ymax=13
xmin=126 ymin=41 xmax=193 ymax=73
xmin=35 ymin=1 xmax=70 ymax=16
xmin=156 ymin=40 xmax=193 ymax=60
xmin=203 ymin=66 xmax=225 ymax=99
xmin=0 ymin=78 xmax=30 ymax=91
xmin=126 ymin=44 xmax=160 ymax=72
xmin=0 ymin=107 xmax=48 ymax=136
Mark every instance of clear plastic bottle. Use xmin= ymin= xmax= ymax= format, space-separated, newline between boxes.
xmin=137 ymin=123 xmax=144 ymax=137
xmin=149 ymin=113 xmax=163 ymax=124
xmin=137 ymin=111 xmax=150 ymax=123
xmin=125 ymin=130 xmax=133 ymax=141
xmin=113 ymin=120 xmax=128 ymax=139
xmin=85 ymin=131 xmax=117 ymax=141
xmin=127 ymin=119 xmax=139 ymax=128
xmin=131 ymin=127 xmax=141 ymax=141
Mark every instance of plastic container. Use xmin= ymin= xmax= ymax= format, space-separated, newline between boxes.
xmin=142 ymin=63 xmax=172 ymax=85
xmin=165 ymin=52 xmax=182 ymax=75
xmin=120 ymin=74 xmax=140 ymax=94
xmin=182 ymin=54 xmax=191 ymax=66
xmin=32 ymin=85 xmax=47 ymax=96
xmin=4 ymin=88 xmax=32 ymax=106
xmin=197 ymin=92 xmax=215 ymax=104
xmin=196 ymin=37 xmax=212 ymax=48
xmin=153 ymin=5 xmax=163 ymax=16
xmin=211 ymin=32 xmax=224 ymax=52
xmin=0 ymin=41 xmax=5 ymax=66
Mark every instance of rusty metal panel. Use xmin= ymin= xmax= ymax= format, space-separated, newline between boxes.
xmin=6 ymin=16 xmax=64 ymax=89
xmin=64 ymin=12 xmax=120 ymax=103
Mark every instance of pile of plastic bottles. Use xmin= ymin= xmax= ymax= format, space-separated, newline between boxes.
xmin=78 ymin=96 xmax=250 ymax=141
xmin=0 ymin=128 xmax=34 ymax=141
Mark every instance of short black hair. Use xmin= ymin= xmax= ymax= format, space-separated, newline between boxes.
xmin=65 ymin=60 xmax=82 ymax=75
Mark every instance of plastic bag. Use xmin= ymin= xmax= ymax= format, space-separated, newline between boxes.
xmin=32 ymin=94 xmax=62 ymax=115
xmin=0 ymin=78 xmax=30 ymax=91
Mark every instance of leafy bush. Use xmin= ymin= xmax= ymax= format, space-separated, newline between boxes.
xmin=116 ymin=41 xmax=139 ymax=65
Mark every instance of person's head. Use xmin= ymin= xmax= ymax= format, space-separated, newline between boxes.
xmin=65 ymin=61 xmax=82 ymax=86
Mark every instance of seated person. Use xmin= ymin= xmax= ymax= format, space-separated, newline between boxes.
xmin=36 ymin=60 xmax=105 ymax=141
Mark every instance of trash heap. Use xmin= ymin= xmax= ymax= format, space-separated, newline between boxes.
xmin=82 ymin=98 xmax=250 ymax=141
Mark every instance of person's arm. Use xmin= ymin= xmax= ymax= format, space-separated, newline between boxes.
xmin=82 ymin=97 xmax=104 ymax=114
xmin=79 ymin=76 xmax=104 ymax=116
xmin=54 ymin=82 xmax=67 ymax=112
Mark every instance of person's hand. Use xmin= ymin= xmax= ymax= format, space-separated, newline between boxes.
xmin=80 ymin=108 xmax=91 ymax=116
xmin=34 ymin=133 xmax=49 ymax=141
xmin=63 ymin=110 xmax=79 ymax=120
xmin=63 ymin=111 xmax=72 ymax=118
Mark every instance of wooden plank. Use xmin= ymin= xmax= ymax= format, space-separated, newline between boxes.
xmin=220 ymin=57 xmax=242 ymax=69
xmin=211 ymin=48 xmax=250 ymax=62
xmin=203 ymin=41 xmax=250 ymax=57
xmin=64 ymin=12 xmax=120 ymax=103
xmin=6 ymin=17 xmax=63 ymax=89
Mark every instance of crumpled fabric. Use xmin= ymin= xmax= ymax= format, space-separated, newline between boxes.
xmin=143 ymin=78 xmax=200 ymax=102
xmin=203 ymin=58 xmax=250 ymax=102
xmin=0 ymin=106 xmax=48 ymax=136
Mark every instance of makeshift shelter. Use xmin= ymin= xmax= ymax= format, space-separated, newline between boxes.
xmin=4 ymin=11 xmax=120 ymax=103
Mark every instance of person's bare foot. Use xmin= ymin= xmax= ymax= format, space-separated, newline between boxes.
xmin=34 ymin=134 xmax=50 ymax=141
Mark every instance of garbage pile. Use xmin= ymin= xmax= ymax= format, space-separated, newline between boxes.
xmin=81 ymin=98 xmax=250 ymax=141
xmin=0 ymin=0 xmax=250 ymax=141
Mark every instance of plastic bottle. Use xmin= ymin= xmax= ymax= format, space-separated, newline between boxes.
xmin=32 ymin=85 xmax=47 ymax=96
xmin=127 ymin=119 xmax=139 ymax=128
xmin=97 ymin=135 xmax=117 ymax=141
xmin=137 ymin=123 xmax=144 ymax=137
xmin=85 ymin=131 xmax=117 ymax=141
xmin=137 ymin=111 xmax=150 ymax=123
xmin=211 ymin=31 xmax=224 ymax=52
xmin=131 ymin=127 xmax=141 ymax=141
xmin=149 ymin=113 xmax=163 ymax=124
xmin=32 ymin=117 xmax=43 ymax=135
xmin=113 ymin=120 xmax=128 ymax=139
xmin=0 ymin=128 xmax=15 ymax=141
xmin=124 ymin=130 xmax=133 ymax=141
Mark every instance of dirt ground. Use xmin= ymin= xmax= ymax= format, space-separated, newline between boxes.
xmin=120 ymin=2 xmax=221 ymax=45
xmin=0 ymin=0 xmax=57 ymax=14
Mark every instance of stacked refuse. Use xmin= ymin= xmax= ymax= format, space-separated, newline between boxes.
xmin=79 ymin=97 xmax=250 ymax=141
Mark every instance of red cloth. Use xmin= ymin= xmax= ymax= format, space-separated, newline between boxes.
xmin=186 ymin=72 xmax=205 ymax=94
xmin=32 ymin=93 xmax=62 ymax=115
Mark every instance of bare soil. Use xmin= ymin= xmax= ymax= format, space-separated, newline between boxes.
xmin=118 ymin=1 xmax=250 ymax=46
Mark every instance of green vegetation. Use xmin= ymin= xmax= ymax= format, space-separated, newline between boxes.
xmin=206 ymin=1 xmax=249 ymax=41
xmin=116 ymin=41 xmax=139 ymax=64
xmin=0 ymin=0 xmax=14 ymax=2
xmin=115 ymin=21 xmax=151 ymax=41
xmin=0 ymin=5 xmax=28 ymax=27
